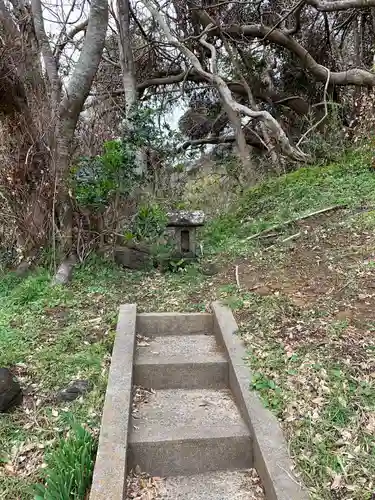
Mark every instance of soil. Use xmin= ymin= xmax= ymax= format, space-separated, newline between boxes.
xmin=191 ymin=208 xmax=375 ymax=366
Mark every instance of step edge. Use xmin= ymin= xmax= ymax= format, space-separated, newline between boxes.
xmin=90 ymin=304 xmax=137 ymax=500
xmin=136 ymin=312 xmax=213 ymax=336
xmin=129 ymin=427 xmax=251 ymax=444
xmin=134 ymin=357 xmax=228 ymax=365
xmin=128 ymin=437 xmax=253 ymax=476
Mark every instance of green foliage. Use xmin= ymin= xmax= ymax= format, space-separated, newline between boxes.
xmin=300 ymin=104 xmax=350 ymax=165
xmin=32 ymin=421 xmax=96 ymax=500
xmin=130 ymin=203 xmax=168 ymax=242
xmin=9 ymin=272 xmax=51 ymax=307
xmin=127 ymin=107 xmax=182 ymax=152
xmin=70 ymin=139 xmax=141 ymax=210
xmin=71 ymin=106 xmax=183 ymax=211
xmin=0 ymin=272 xmax=22 ymax=299
xmin=251 ymin=372 xmax=284 ymax=416
xmin=127 ymin=204 xmax=192 ymax=272
xmin=239 ymin=149 xmax=373 ymax=216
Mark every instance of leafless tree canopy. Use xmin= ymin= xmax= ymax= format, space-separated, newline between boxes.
xmin=0 ymin=0 xmax=374 ymax=261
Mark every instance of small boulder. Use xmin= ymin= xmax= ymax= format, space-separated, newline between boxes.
xmin=57 ymin=379 xmax=92 ymax=402
xmin=0 ymin=368 xmax=22 ymax=412
xmin=114 ymin=246 xmax=152 ymax=270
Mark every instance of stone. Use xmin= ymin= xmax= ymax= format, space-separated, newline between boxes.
xmin=0 ymin=368 xmax=22 ymax=412
xmin=114 ymin=246 xmax=152 ymax=270
xmin=51 ymin=255 xmax=78 ymax=286
xmin=167 ymin=210 xmax=205 ymax=227
xmin=166 ymin=211 xmax=206 ymax=258
xmin=254 ymin=285 xmax=272 ymax=296
xmin=57 ymin=379 xmax=92 ymax=402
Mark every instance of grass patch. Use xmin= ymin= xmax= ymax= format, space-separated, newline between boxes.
xmin=225 ymin=286 xmax=375 ymax=499
xmin=204 ymin=147 xmax=375 ymax=254
xmin=0 ymin=258 xmax=209 ymax=498
xmin=32 ymin=419 xmax=96 ymax=500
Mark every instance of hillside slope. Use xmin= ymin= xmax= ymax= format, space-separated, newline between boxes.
xmin=1 ymin=148 xmax=375 ymax=499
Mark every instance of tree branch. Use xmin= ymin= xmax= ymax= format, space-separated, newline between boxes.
xmin=296 ymin=68 xmax=330 ymax=147
xmin=141 ymin=0 xmax=306 ymax=161
xmin=307 ymin=0 xmax=375 ymax=11
xmin=31 ymin=0 xmax=61 ymax=106
xmin=60 ymin=0 xmax=108 ymax=126
xmin=178 ymin=133 xmax=266 ymax=151
xmin=205 ymin=23 xmax=375 ymax=87
xmin=136 ymin=71 xmax=310 ymax=115
xmin=116 ymin=0 xmax=137 ymax=114
xmin=262 ymin=0 xmax=305 ymax=40
xmin=54 ymin=19 xmax=88 ymax=66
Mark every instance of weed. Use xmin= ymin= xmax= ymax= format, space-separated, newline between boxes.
xmin=32 ymin=420 xmax=96 ymax=500
xmin=130 ymin=203 xmax=168 ymax=242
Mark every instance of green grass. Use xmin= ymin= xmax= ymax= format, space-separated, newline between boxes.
xmin=2 ymin=146 xmax=375 ymax=498
xmin=204 ymin=147 xmax=375 ymax=253
xmin=0 ymin=257 xmax=210 ymax=499
xmin=218 ymin=282 xmax=375 ymax=499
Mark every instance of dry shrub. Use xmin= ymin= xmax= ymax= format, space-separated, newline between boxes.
xmin=350 ymin=89 xmax=375 ymax=143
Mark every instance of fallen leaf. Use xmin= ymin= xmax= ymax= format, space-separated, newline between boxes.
xmin=331 ymin=474 xmax=342 ymax=490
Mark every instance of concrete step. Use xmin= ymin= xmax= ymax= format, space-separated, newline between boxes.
xmin=160 ymin=469 xmax=265 ymax=499
xmin=134 ymin=334 xmax=228 ymax=389
xmin=128 ymin=388 xmax=252 ymax=476
xmin=136 ymin=312 xmax=213 ymax=337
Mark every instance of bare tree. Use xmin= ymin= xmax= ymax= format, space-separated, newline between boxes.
xmin=140 ymin=0 xmax=306 ymax=166
xmin=0 ymin=0 xmax=108 ymax=274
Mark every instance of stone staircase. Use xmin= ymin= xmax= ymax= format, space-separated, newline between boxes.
xmin=129 ymin=313 xmax=253 ymax=495
xmin=90 ymin=304 xmax=308 ymax=500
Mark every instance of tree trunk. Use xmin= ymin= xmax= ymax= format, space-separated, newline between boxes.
xmin=116 ymin=0 xmax=137 ymax=115
xmin=223 ymin=103 xmax=253 ymax=173
xmin=116 ymin=0 xmax=147 ymax=176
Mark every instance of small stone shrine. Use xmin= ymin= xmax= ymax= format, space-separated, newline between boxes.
xmin=166 ymin=210 xmax=205 ymax=259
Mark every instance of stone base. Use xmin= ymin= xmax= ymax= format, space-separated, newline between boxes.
xmin=114 ymin=246 xmax=152 ymax=270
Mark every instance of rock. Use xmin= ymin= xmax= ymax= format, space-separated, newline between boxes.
xmin=51 ymin=255 xmax=78 ymax=286
xmin=167 ymin=210 xmax=205 ymax=227
xmin=0 ymin=368 xmax=22 ymax=412
xmin=254 ymin=286 xmax=272 ymax=296
xmin=114 ymin=246 xmax=152 ymax=270
xmin=57 ymin=379 xmax=93 ymax=402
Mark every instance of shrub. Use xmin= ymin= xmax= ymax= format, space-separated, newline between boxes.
xmin=70 ymin=139 xmax=142 ymax=211
xmin=130 ymin=203 xmax=168 ymax=242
